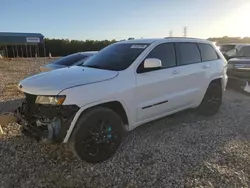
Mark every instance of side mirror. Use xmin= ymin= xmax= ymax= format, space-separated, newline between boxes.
xmin=144 ymin=58 xmax=162 ymax=69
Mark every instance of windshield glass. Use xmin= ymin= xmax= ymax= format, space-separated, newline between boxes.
xmin=237 ymin=46 xmax=250 ymax=57
xmin=51 ymin=53 xmax=90 ymax=66
xmin=74 ymin=56 xmax=93 ymax=66
xmin=82 ymin=43 xmax=150 ymax=71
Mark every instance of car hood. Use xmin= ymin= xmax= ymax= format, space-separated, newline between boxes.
xmin=18 ymin=66 xmax=118 ymax=95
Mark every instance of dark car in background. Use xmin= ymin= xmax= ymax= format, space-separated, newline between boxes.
xmin=227 ymin=45 xmax=250 ymax=78
xmin=40 ymin=51 xmax=98 ymax=72
xmin=218 ymin=43 xmax=247 ymax=60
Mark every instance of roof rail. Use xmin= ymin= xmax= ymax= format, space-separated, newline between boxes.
xmin=164 ymin=37 xmax=204 ymax=40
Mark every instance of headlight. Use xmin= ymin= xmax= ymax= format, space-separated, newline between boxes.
xmin=35 ymin=95 xmax=66 ymax=105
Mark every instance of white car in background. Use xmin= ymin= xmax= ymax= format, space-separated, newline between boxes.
xmin=17 ymin=37 xmax=228 ymax=163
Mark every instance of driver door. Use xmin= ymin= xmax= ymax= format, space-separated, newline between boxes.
xmin=134 ymin=43 xmax=182 ymax=122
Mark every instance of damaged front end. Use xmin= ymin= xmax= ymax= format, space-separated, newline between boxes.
xmin=15 ymin=93 xmax=79 ymax=142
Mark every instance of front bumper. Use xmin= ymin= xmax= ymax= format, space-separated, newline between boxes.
xmin=16 ymin=93 xmax=79 ymax=142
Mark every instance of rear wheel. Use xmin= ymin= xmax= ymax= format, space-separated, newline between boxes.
xmin=69 ymin=107 xmax=124 ymax=163
xmin=198 ymin=82 xmax=222 ymax=116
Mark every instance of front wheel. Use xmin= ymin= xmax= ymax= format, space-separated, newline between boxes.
xmin=197 ymin=82 xmax=222 ymax=116
xmin=69 ymin=107 xmax=124 ymax=163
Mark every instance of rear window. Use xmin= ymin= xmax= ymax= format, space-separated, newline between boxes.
xmin=51 ymin=53 xmax=90 ymax=66
xmin=219 ymin=45 xmax=236 ymax=52
xmin=83 ymin=43 xmax=149 ymax=71
xmin=198 ymin=43 xmax=219 ymax=61
xmin=177 ymin=43 xmax=201 ymax=65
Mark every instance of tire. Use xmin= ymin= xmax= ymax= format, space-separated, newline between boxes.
xmin=197 ymin=82 xmax=222 ymax=116
xmin=69 ymin=107 xmax=124 ymax=163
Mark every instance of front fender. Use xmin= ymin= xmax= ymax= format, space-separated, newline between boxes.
xmin=62 ymin=99 xmax=130 ymax=143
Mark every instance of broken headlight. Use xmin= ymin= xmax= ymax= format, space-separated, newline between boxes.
xmin=35 ymin=95 xmax=66 ymax=105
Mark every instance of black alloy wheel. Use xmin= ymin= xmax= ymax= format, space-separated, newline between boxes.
xmin=198 ymin=82 xmax=222 ymax=116
xmin=70 ymin=107 xmax=124 ymax=163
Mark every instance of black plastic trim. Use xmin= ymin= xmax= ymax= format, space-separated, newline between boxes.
xmin=142 ymin=100 xmax=168 ymax=109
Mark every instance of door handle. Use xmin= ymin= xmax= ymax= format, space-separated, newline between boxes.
xmin=202 ymin=64 xmax=210 ymax=69
xmin=173 ymin=70 xmax=180 ymax=74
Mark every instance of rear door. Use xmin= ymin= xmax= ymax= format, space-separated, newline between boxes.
xmin=174 ymin=42 xmax=208 ymax=106
xmin=197 ymin=42 xmax=222 ymax=89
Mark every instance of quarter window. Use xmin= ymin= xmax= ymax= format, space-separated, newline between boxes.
xmin=198 ymin=43 xmax=219 ymax=61
xmin=177 ymin=43 xmax=201 ymax=65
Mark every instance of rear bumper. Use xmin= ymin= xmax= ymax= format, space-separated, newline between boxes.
xmin=16 ymin=94 xmax=79 ymax=142
xmin=222 ymin=74 xmax=228 ymax=92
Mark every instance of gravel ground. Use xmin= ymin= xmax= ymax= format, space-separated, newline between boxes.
xmin=1 ymin=59 xmax=250 ymax=187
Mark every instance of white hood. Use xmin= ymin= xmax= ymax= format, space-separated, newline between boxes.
xmin=18 ymin=66 xmax=118 ymax=95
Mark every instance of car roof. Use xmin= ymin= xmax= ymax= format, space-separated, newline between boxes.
xmin=220 ymin=43 xmax=238 ymax=45
xmin=240 ymin=44 xmax=250 ymax=47
xmin=220 ymin=43 xmax=250 ymax=46
xmin=118 ymin=37 xmax=212 ymax=45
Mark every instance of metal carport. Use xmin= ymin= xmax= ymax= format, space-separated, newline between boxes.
xmin=0 ymin=32 xmax=46 ymax=58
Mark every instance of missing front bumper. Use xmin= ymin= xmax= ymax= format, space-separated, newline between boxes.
xmin=15 ymin=95 xmax=79 ymax=142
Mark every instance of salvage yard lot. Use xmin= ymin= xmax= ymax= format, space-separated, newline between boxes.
xmin=0 ymin=58 xmax=250 ymax=187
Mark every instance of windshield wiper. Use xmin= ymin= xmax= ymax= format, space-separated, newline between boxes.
xmin=82 ymin=64 xmax=116 ymax=71
xmin=83 ymin=65 xmax=103 ymax=69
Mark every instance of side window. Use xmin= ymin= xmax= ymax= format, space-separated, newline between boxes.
xmin=198 ymin=43 xmax=219 ymax=61
xmin=145 ymin=43 xmax=176 ymax=68
xmin=177 ymin=43 xmax=201 ymax=65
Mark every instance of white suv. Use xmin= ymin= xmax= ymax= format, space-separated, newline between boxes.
xmin=17 ymin=38 xmax=228 ymax=163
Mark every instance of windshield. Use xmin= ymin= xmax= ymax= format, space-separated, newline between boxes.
xmin=237 ymin=46 xmax=250 ymax=57
xmin=82 ymin=43 xmax=150 ymax=71
xmin=51 ymin=53 xmax=90 ymax=66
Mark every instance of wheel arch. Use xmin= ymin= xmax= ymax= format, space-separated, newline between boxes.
xmin=196 ymin=76 xmax=223 ymax=107
xmin=63 ymin=100 xmax=130 ymax=143
xmin=209 ymin=77 xmax=222 ymax=87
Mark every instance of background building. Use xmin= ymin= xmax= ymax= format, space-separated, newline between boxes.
xmin=0 ymin=32 xmax=45 ymax=58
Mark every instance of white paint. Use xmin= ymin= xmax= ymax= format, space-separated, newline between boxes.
xmin=26 ymin=37 xmax=40 ymax=43
xmin=131 ymin=45 xmax=148 ymax=49
xmin=244 ymin=81 xmax=250 ymax=93
xmin=18 ymin=66 xmax=118 ymax=95
xmin=17 ymin=37 xmax=228 ymax=143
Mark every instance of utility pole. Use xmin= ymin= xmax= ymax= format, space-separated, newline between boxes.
xmin=169 ymin=30 xmax=173 ymax=37
xmin=183 ymin=26 xmax=188 ymax=37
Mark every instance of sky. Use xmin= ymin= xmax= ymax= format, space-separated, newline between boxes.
xmin=1 ymin=0 xmax=250 ymax=40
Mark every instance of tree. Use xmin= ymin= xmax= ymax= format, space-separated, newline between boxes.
xmin=43 ymin=38 xmax=117 ymax=57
